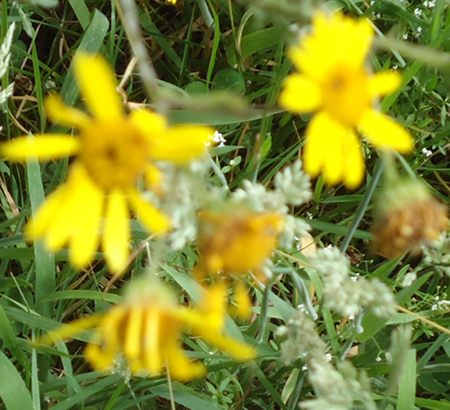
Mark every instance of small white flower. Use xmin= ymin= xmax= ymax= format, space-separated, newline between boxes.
xmin=422 ymin=147 xmax=433 ymax=157
xmin=206 ymin=130 xmax=226 ymax=147
xmin=414 ymin=8 xmax=423 ymax=17
xmin=402 ymin=272 xmax=417 ymax=287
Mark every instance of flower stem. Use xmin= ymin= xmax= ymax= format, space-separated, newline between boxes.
xmin=115 ymin=0 xmax=161 ymax=107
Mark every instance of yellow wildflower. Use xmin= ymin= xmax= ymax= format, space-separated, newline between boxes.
xmin=196 ymin=209 xmax=284 ymax=318
xmin=198 ymin=210 xmax=284 ymax=276
xmin=40 ymin=278 xmax=255 ymax=381
xmin=1 ymin=53 xmax=213 ymax=271
xmin=279 ymin=11 xmax=413 ymax=188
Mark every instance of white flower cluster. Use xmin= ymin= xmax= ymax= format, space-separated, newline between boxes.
xmin=279 ymin=214 xmax=311 ymax=249
xmin=0 ymin=23 xmax=15 ymax=106
xmin=422 ymin=232 xmax=450 ymax=277
xmin=232 ymin=160 xmax=311 ymax=211
xmin=308 ymin=247 xmax=396 ymax=318
xmin=277 ymin=308 xmax=327 ymax=365
xmin=157 ymin=160 xmax=211 ymax=250
xmin=301 ymin=360 xmax=376 ymax=410
xmin=278 ymin=309 xmax=376 ymax=410
xmin=273 ymin=160 xmax=312 ymax=206
xmin=232 ymin=179 xmax=286 ymax=212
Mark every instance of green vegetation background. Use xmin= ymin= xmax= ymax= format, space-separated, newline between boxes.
xmin=0 ymin=0 xmax=450 ymax=409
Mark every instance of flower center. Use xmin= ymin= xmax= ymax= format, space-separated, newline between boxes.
xmin=80 ymin=119 xmax=150 ymax=191
xmin=322 ymin=65 xmax=372 ymax=126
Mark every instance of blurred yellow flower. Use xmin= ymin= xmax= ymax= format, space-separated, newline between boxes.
xmin=279 ymin=11 xmax=413 ymax=188
xmin=40 ymin=278 xmax=255 ymax=381
xmin=196 ymin=209 xmax=284 ymax=318
xmin=1 ymin=53 xmax=213 ymax=272
xmin=198 ymin=210 xmax=284 ymax=276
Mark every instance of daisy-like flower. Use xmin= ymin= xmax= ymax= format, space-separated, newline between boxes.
xmin=1 ymin=53 xmax=214 ymax=271
xmin=39 ymin=278 xmax=255 ymax=381
xmin=196 ymin=209 xmax=284 ymax=318
xmin=279 ymin=11 xmax=413 ymax=188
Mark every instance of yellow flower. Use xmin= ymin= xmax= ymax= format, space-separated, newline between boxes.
xmin=198 ymin=210 xmax=284 ymax=276
xmin=39 ymin=278 xmax=255 ymax=381
xmin=196 ymin=209 xmax=284 ymax=318
xmin=1 ymin=53 xmax=214 ymax=271
xmin=279 ymin=11 xmax=413 ymax=188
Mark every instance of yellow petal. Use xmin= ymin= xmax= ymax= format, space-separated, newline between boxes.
xmin=144 ymin=309 xmax=163 ymax=374
xmin=182 ymin=309 xmax=256 ymax=362
xmin=232 ymin=281 xmax=252 ymax=320
xmin=40 ymin=165 xmax=92 ymax=251
xmin=44 ymin=181 xmax=82 ymax=251
xmin=45 ymin=94 xmax=91 ymax=129
xmin=1 ymin=135 xmax=80 ymax=162
xmin=85 ymin=340 xmax=113 ymax=372
xmin=151 ymin=125 xmax=214 ymax=164
xmin=73 ymin=53 xmax=123 ymax=121
xmin=164 ymin=339 xmax=206 ymax=381
xmin=129 ymin=109 xmax=167 ymax=135
xmin=369 ymin=71 xmax=402 ymax=98
xmin=303 ymin=112 xmax=333 ymax=179
xmin=128 ymin=188 xmax=170 ymax=233
xmin=98 ymin=305 xmax=128 ymax=367
xmin=279 ymin=74 xmax=322 ymax=113
xmin=69 ymin=170 xmax=104 ymax=269
xmin=304 ymin=112 xmax=365 ymax=188
xmin=25 ymin=184 xmax=69 ymax=241
xmin=359 ymin=110 xmax=413 ymax=153
xmin=197 ymin=283 xmax=227 ymax=332
xmin=195 ymin=324 xmax=256 ymax=361
xmin=38 ymin=314 xmax=103 ymax=345
xmin=123 ymin=305 xmax=144 ymax=362
xmin=144 ymin=164 xmax=163 ymax=188
xmin=343 ymin=130 xmax=365 ymax=189
xmin=292 ymin=11 xmax=373 ymax=81
xmin=103 ymin=189 xmax=130 ymax=272
xmin=321 ymin=118 xmax=346 ymax=186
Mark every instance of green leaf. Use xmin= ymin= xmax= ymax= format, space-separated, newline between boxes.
xmin=212 ymin=69 xmax=246 ymax=94
xmin=26 ymin=0 xmax=58 ymax=7
xmin=397 ymin=349 xmax=416 ymax=410
xmin=150 ymin=382 xmax=220 ymax=410
xmin=0 ymin=350 xmax=34 ymax=410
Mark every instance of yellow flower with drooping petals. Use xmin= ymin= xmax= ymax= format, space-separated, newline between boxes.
xmin=196 ymin=209 xmax=284 ymax=318
xmin=279 ymin=11 xmax=413 ymax=188
xmin=1 ymin=53 xmax=214 ymax=272
xmin=39 ymin=278 xmax=255 ymax=381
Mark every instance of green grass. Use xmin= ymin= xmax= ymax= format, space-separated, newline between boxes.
xmin=1 ymin=0 xmax=450 ymax=409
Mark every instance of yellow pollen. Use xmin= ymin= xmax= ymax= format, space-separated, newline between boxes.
xmin=79 ymin=119 xmax=150 ymax=191
xmin=322 ymin=65 xmax=372 ymax=126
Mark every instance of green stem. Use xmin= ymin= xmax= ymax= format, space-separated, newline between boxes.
xmin=257 ymin=282 xmax=272 ymax=344
xmin=340 ymin=160 xmax=383 ymax=253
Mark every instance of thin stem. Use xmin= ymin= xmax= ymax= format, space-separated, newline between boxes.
xmin=115 ymin=0 xmax=160 ymax=106
xmin=288 ymin=270 xmax=318 ymax=321
xmin=256 ymin=282 xmax=272 ymax=344
xmin=340 ymin=160 xmax=383 ymax=254
xmin=396 ymin=305 xmax=450 ymax=337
